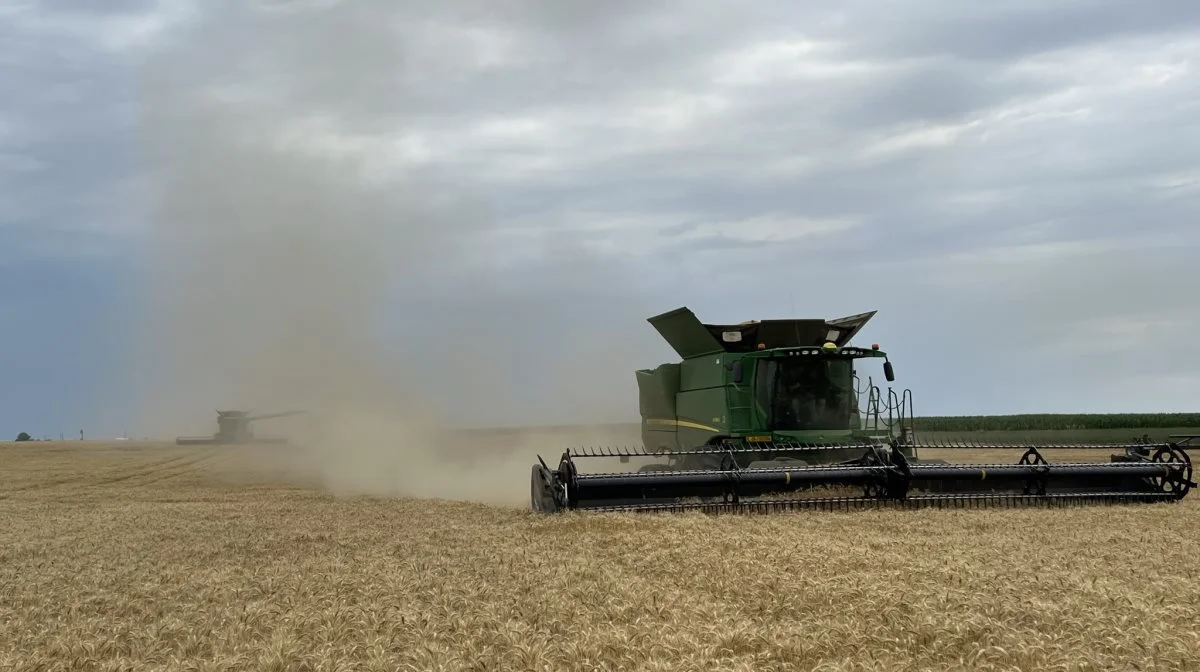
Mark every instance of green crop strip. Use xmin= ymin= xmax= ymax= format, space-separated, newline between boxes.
xmin=910 ymin=413 xmax=1200 ymax=432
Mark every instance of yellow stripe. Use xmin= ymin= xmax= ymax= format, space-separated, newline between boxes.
xmin=645 ymin=418 xmax=722 ymax=433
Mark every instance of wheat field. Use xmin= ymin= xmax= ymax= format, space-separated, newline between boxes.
xmin=2 ymin=440 xmax=1199 ymax=671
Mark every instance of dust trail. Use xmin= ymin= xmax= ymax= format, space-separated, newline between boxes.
xmin=128 ymin=2 xmax=660 ymax=506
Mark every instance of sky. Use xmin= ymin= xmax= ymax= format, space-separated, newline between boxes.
xmin=1 ymin=0 xmax=1198 ymax=440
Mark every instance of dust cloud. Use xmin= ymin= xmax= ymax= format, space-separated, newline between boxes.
xmin=127 ymin=3 xmax=660 ymax=507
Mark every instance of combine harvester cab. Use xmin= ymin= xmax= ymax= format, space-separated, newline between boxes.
xmin=530 ymin=307 xmax=1195 ymax=513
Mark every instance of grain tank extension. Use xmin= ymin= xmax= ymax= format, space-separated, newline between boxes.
xmin=529 ymin=307 xmax=1195 ymax=513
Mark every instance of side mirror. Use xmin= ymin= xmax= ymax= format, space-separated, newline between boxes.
xmin=883 ymin=360 xmax=895 ymax=383
xmin=731 ymin=361 xmax=744 ymax=384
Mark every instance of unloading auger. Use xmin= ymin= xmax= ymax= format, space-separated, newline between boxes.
xmin=529 ymin=307 xmax=1195 ymax=513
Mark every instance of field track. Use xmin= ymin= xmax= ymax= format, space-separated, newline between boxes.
xmin=3 ymin=439 xmax=1200 ymax=671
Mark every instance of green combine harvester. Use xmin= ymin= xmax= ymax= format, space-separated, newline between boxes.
xmin=175 ymin=410 xmax=307 ymax=446
xmin=530 ymin=307 xmax=1195 ymax=513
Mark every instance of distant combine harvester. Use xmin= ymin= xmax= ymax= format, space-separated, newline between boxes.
xmin=175 ymin=410 xmax=307 ymax=446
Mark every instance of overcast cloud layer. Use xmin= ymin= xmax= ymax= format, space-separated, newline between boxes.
xmin=2 ymin=0 xmax=1199 ymax=439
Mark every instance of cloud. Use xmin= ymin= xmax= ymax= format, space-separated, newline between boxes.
xmin=3 ymin=0 xmax=1200 ymax=440
xmin=0 ymin=0 xmax=194 ymax=262
xmin=2 ymin=0 xmax=197 ymax=54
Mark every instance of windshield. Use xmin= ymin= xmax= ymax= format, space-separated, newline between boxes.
xmin=754 ymin=357 xmax=854 ymax=431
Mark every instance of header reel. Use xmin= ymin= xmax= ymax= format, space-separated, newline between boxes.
xmin=530 ymin=439 xmax=1195 ymax=514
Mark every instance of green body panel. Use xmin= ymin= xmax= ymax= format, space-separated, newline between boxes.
xmin=679 ymin=355 xmax=725 ymax=390
xmin=636 ymin=364 xmax=679 ymax=418
xmin=636 ymin=306 xmax=912 ymax=466
xmin=647 ymin=307 xmax=726 ymax=359
xmin=638 ymin=353 xmax=733 ymax=451
xmin=676 ymin=387 xmax=728 ymax=433
xmin=636 ymin=364 xmax=682 ymax=451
